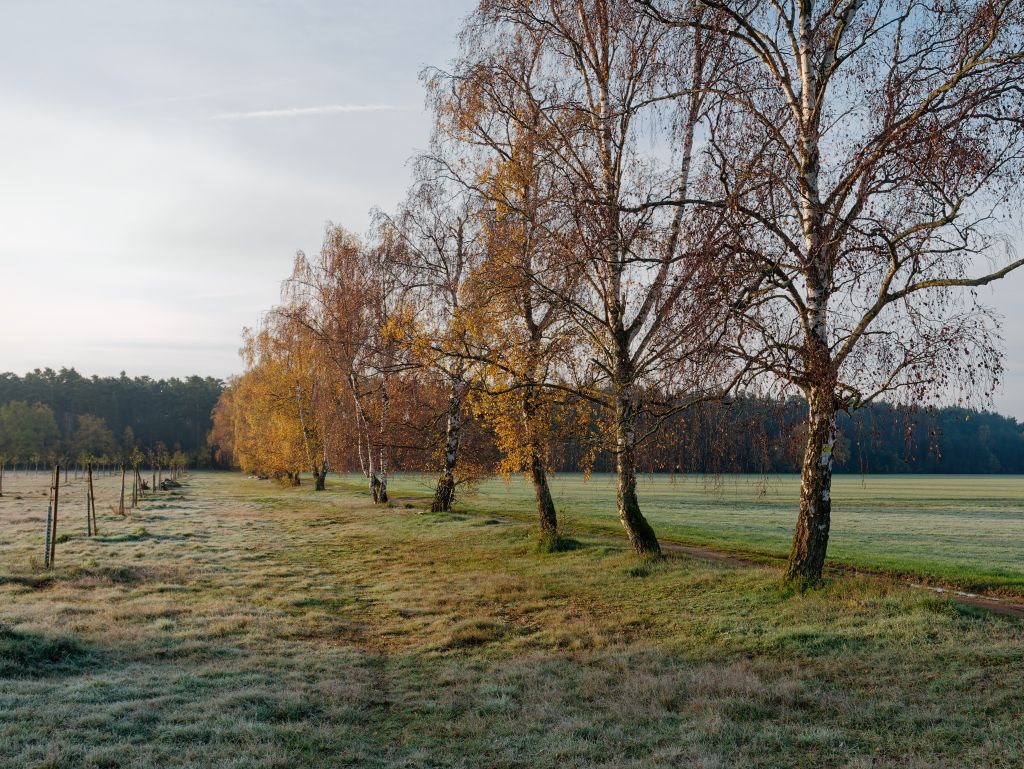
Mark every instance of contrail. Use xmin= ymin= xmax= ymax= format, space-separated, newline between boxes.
xmin=203 ymin=104 xmax=411 ymax=120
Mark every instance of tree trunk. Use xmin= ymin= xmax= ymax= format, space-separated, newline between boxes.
xmin=786 ymin=387 xmax=837 ymax=583
xmin=49 ymin=464 xmax=60 ymax=567
xmin=366 ymin=435 xmax=378 ymax=501
xmin=431 ymin=382 xmax=464 ymax=513
xmin=119 ymin=466 xmax=126 ymax=515
xmin=313 ymin=462 xmax=327 ymax=491
xmin=530 ymin=451 xmax=557 ymax=536
xmin=432 ymin=474 xmax=455 ymax=513
xmin=377 ymin=387 xmax=389 ymax=505
xmin=614 ymin=387 xmax=660 ymax=555
xmin=523 ymin=384 xmax=557 ymax=536
xmin=87 ymin=463 xmax=97 ymax=536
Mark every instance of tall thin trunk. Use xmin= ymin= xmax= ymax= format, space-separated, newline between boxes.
xmin=87 ymin=463 xmax=97 ymax=536
xmin=614 ymin=385 xmax=660 ymax=555
xmin=784 ymin=1 xmax=837 ymax=583
xmin=530 ymin=451 xmax=557 ymax=536
xmin=49 ymin=464 xmax=60 ymax=567
xmin=350 ymin=372 xmax=378 ymax=500
xmin=44 ymin=467 xmax=55 ymax=569
xmin=377 ymin=387 xmax=389 ymax=504
xmin=431 ymin=380 xmax=464 ymax=513
xmin=523 ymin=385 xmax=557 ymax=535
xmin=119 ymin=465 xmax=126 ymax=515
xmin=366 ymin=425 xmax=378 ymax=502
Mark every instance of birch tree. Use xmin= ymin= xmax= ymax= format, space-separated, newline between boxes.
xmin=426 ymin=48 xmax=583 ymax=539
xmin=642 ymin=0 xmax=1024 ymax=581
xmin=447 ymin=0 xmax=737 ymax=554
xmin=376 ymin=176 xmax=483 ymax=512
xmin=285 ymin=225 xmax=410 ymax=503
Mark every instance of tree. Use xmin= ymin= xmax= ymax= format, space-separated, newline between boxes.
xmin=227 ymin=328 xmax=310 ymax=485
xmin=209 ymin=380 xmax=238 ymax=467
xmin=426 ymin=50 xmax=585 ymax=538
xmin=0 ymin=401 xmax=59 ymax=465
xmin=443 ymin=0 xmax=738 ymax=554
xmin=642 ymin=0 xmax=1024 ymax=580
xmin=71 ymin=414 xmax=117 ymax=462
xmin=283 ymin=225 xmax=407 ymax=501
xmin=377 ymin=174 xmax=485 ymax=512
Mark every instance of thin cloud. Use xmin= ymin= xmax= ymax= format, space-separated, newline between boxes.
xmin=202 ymin=103 xmax=411 ymax=120
xmin=122 ymin=77 xmax=306 ymax=110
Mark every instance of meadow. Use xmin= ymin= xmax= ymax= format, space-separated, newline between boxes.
xmin=1 ymin=470 xmax=1022 ymax=768
xmin=373 ymin=472 xmax=1024 ymax=594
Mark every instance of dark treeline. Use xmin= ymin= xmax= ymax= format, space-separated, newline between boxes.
xmin=602 ymin=398 xmax=1024 ymax=476
xmin=0 ymin=368 xmax=223 ymax=466
xmin=2 ymin=367 xmax=1018 ymax=475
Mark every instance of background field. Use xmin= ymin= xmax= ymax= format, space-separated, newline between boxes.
xmin=1 ymin=471 xmax=1023 ymax=768
xmin=350 ymin=472 xmax=1024 ymax=594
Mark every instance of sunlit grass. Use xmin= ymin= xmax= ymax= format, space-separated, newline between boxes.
xmin=1 ymin=471 xmax=1022 ymax=768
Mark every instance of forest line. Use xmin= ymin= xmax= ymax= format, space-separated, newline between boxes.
xmin=0 ymin=369 xmax=221 ymax=472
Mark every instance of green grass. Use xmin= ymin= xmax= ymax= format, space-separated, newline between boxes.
xmin=362 ymin=472 xmax=1024 ymax=594
xmin=0 ymin=470 xmax=1022 ymax=768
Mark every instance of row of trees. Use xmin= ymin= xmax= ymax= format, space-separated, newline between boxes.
xmin=215 ymin=0 xmax=1024 ymax=583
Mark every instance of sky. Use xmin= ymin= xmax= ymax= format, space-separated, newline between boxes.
xmin=1 ymin=1 xmax=1022 ymax=420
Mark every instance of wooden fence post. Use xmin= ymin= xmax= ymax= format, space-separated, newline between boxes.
xmin=48 ymin=464 xmax=61 ymax=567
xmin=88 ymin=463 xmax=98 ymax=535
xmin=44 ymin=467 xmax=54 ymax=569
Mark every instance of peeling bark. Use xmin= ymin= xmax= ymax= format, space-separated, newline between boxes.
xmin=432 ymin=379 xmax=466 ymax=513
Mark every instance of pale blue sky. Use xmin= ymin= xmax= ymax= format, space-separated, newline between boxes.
xmin=1 ymin=1 xmax=1022 ymax=419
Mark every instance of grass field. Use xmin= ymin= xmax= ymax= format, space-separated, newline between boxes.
xmin=367 ymin=472 xmax=1024 ymax=594
xmin=2 ymin=470 xmax=1023 ymax=768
